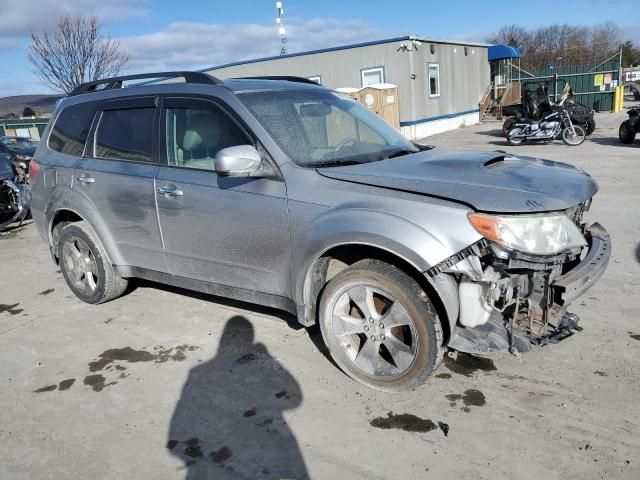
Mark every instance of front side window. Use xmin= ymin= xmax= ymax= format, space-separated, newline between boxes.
xmin=165 ymin=104 xmax=250 ymax=171
xmin=428 ymin=63 xmax=440 ymax=97
xmin=94 ymin=108 xmax=155 ymax=163
xmin=238 ymin=89 xmax=417 ymax=168
xmin=48 ymin=102 xmax=99 ymax=156
xmin=361 ymin=67 xmax=384 ymax=87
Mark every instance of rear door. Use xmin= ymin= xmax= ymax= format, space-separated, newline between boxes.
xmin=155 ymin=95 xmax=291 ymax=297
xmin=72 ymin=96 xmax=166 ymax=272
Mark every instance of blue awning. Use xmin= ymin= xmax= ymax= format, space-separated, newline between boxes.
xmin=488 ymin=45 xmax=522 ymax=62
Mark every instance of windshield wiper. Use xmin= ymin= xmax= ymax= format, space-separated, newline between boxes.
xmin=311 ymin=159 xmax=364 ymax=168
xmin=385 ymin=148 xmax=419 ymax=159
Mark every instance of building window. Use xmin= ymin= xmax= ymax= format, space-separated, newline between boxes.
xmin=428 ymin=63 xmax=440 ymax=98
xmin=464 ymin=46 xmax=469 ymax=56
xmin=306 ymin=75 xmax=321 ymax=84
xmin=361 ymin=67 xmax=385 ymax=87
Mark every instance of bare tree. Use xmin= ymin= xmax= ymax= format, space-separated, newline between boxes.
xmin=488 ymin=22 xmax=627 ymax=69
xmin=486 ymin=25 xmax=530 ymax=49
xmin=28 ymin=15 xmax=129 ymax=94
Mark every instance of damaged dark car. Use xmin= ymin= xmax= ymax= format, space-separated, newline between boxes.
xmin=30 ymin=72 xmax=610 ymax=391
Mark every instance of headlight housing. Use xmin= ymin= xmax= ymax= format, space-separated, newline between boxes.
xmin=468 ymin=212 xmax=586 ymax=255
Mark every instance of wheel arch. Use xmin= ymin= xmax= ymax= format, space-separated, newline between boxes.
xmin=48 ymin=208 xmax=118 ymax=266
xmin=299 ymin=242 xmax=458 ymax=345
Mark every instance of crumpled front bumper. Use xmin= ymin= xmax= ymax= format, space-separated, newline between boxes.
xmin=448 ymin=222 xmax=611 ymax=354
xmin=551 ymin=222 xmax=611 ymax=306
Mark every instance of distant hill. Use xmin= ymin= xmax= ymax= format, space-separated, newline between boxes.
xmin=0 ymin=94 xmax=64 ymax=118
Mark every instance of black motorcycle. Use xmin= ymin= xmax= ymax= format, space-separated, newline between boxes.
xmin=507 ymin=109 xmax=586 ymax=146
xmin=0 ymin=147 xmax=31 ymax=232
xmin=619 ymin=105 xmax=639 ymax=144
xmin=502 ymin=81 xmax=596 ymax=137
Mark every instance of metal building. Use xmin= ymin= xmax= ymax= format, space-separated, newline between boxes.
xmin=201 ymin=35 xmax=490 ymax=139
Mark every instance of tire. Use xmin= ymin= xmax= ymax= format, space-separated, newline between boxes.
xmin=57 ymin=221 xmax=128 ymax=304
xmin=502 ymin=118 xmax=516 ymax=136
xmin=619 ymin=121 xmax=635 ymax=144
xmin=318 ymin=259 xmax=443 ymax=392
xmin=507 ymin=127 xmax=525 ymax=145
xmin=562 ymin=125 xmax=586 ymax=146
xmin=584 ymin=119 xmax=596 ymax=136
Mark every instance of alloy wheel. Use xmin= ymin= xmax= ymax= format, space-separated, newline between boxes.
xmin=62 ymin=235 xmax=99 ymax=295
xmin=330 ymin=284 xmax=418 ymax=379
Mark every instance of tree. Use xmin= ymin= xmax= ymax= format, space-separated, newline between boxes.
xmin=28 ymin=15 xmax=129 ymax=94
xmin=621 ymin=41 xmax=640 ymax=67
xmin=22 ymin=107 xmax=36 ymax=117
xmin=487 ymin=25 xmax=530 ymax=49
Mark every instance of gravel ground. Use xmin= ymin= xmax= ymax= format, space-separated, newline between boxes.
xmin=0 ymin=105 xmax=638 ymax=480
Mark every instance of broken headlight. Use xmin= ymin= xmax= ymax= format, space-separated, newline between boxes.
xmin=468 ymin=212 xmax=586 ymax=255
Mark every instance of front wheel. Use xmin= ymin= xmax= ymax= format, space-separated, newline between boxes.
xmin=318 ymin=259 xmax=443 ymax=391
xmin=562 ymin=125 xmax=586 ymax=146
xmin=507 ymin=127 xmax=525 ymax=145
xmin=619 ymin=121 xmax=636 ymax=144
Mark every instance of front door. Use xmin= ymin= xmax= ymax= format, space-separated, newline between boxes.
xmin=155 ymin=96 xmax=291 ymax=298
xmin=72 ymin=96 xmax=166 ymax=271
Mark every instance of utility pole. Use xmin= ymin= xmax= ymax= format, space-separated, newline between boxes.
xmin=276 ymin=2 xmax=287 ymax=55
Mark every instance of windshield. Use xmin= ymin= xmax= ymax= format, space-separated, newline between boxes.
xmin=2 ymin=137 xmax=38 ymax=150
xmin=237 ymin=89 xmax=418 ymax=167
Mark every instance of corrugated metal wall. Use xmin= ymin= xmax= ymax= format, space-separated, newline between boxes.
xmin=521 ymin=62 xmax=620 ymax=112
xmin=203 ymin=39 xmax=490 ymax=125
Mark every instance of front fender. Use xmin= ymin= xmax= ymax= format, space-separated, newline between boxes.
xmin=292 ymin=207 xmax=453 ymax=306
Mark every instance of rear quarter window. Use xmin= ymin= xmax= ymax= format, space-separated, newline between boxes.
xmin=48 ymin=102 xmax=99 ymax=156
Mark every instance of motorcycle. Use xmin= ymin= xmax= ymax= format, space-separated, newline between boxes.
xmin=502 ymin=81 xmax=596 ymax=137
xmin=507 ymin=109 xmax=586 ymax=146
xmin=0 ymin=152 xmax=31 ymax=232
xmin=619 ymin=105 xmax=639 ymax=144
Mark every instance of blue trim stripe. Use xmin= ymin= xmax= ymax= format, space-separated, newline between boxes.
xmin=400 ymin=109 xmax=480 ymax=127
xmin=199 ymin=36 xmax=412 ymax=73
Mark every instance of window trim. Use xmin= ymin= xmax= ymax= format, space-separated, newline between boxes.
xmin=360 ymin=66 xmax=385 ymax=87
xmin=91 ymin=98 xmax=160 ymax=165
xmin=427 ymin=63 xmax=441 ymax=98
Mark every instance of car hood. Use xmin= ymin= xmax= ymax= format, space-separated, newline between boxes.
xmin=8 ymin=146 xmax=36 ymax=157
xmin=317 ymin=149 xmax=598 ymax=213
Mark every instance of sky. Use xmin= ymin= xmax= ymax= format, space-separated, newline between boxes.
xmin=0 ymin=0 xmax=638 ymax=95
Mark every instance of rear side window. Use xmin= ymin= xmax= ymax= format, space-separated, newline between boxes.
xmin=48 ymin=102 xmax=99 ymax=156
xmin=94 ymin=108 xmax=155 ymax=163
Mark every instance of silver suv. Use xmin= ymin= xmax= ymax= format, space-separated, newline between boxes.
xmin=30 ymin=71 xmax=610 ymax=391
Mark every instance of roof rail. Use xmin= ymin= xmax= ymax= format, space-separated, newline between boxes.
xmin=68 ymin=71 xmax=223 ymax=96
xmin=233 ymin=76 xmax=320 ymax=85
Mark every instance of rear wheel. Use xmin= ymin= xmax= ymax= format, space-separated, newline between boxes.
xmin=58 ymin=221 xmax=128 ymax=304
xmin=619 ymin=121 xmax=635 ymax=144
xmin=507 ymin=127 xmax=525 ymax=145
xmin=502 ymin=118 xmax=516 ymax=136
xmin=318 ymin=259 xmax=443 ymax=391
xmin=562 ymin=125 xmax=586 ymax=146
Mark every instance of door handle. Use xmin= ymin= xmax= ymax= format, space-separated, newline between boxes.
xmin=157 ymin=185 xmax=184 ymax=196
xmin=77 ymin=174 xmax=95 ymax=184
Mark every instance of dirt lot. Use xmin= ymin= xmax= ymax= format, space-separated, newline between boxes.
xmin=1 ymin=107 xmax=639 ymax=480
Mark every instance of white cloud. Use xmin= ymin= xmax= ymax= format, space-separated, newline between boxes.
xmin=0 ymin=0 xmax=147 ymax=48
xmin=119 ymin=18 xmax=380 ymax=72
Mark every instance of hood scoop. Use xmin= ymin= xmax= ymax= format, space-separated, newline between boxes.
xmin=483 ymin=154 xmax=520 ymax=167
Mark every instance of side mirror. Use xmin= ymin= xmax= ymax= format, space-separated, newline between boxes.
xmin=214 ymin=145 xmax=262 ymax=177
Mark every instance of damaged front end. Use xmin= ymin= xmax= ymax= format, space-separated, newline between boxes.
xmin=0 ymin=159 xmax=31 ymax=232
xmin=428 ymin=205 xmax=611 ymax=355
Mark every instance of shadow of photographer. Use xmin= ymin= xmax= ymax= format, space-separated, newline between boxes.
xmin=167 ymin=315 xmax=308 ymax=479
